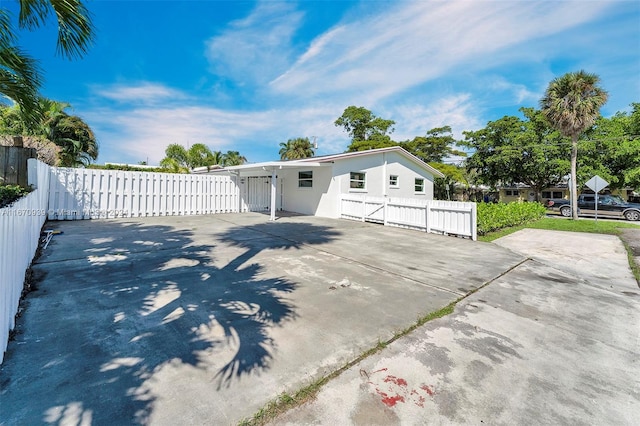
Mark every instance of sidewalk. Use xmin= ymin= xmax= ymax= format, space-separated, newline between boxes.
xmin=273 ymin=229 xmax=640 ymax=425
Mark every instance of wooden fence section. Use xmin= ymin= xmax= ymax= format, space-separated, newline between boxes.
xmin=48 ymin=168 xmax=241 ymax=220
xmin=340 ymin=194 xmax=477 ymax=240
xmin=0 ymin=146 xmax=37 ymax=187
xmin=1 ymin=159 xmax=50 ymax=362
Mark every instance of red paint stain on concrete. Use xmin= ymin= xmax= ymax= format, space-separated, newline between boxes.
xmin=384 ymin=375 xmax=408 ymax=387
xmin=421 ymin=384 xmax=435 ymax=396
xmin=365 ymin=368 xmax=436 ymax=408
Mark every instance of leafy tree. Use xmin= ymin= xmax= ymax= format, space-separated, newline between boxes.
xmin=47 ymin=114 xmax=98 ymax=166
xmin=583 ymin=103 xmax=640 ymax=191
xmin=404 ymin=126 xmax=466 ymax=163
xmin=431 ymin=163 xmax=465 ymax=200
xmin=279 ymin=137 xmax=314 ymax=160
xmin=335 ymin=106 xmax=395 ymax=146
xmin=0 ymin=0 xmax=94 ymax=124
xmin=541 ymin=70 xmax=608 ymax=218
xmin=163 ymin=143 xmax=189 ymax=167
xmin=462 ymin=108 xmax=570 ymax=201
xmin=0 ymin=99 xmax=97 ymax=166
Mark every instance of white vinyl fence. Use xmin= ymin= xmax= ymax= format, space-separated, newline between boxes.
xmin=340 ymin=194 xmax=477 ymax=240
xmin=1 ymin=159 xmax=50 ymax=362
xmin=48 ymin=167 xmax=241 ymax=220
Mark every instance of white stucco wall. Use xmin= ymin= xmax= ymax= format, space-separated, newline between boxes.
xmin=281 ymin=151 xmax=437 ymax=218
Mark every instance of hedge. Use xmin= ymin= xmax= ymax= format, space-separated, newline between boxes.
xmin=477 ymin=201 xmax=546 ymax=235
xmin=0 ymin=184 xmax=32 ymax=209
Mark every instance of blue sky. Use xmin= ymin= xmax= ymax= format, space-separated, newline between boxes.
xmin=8 ymin=0 xmax=640 ymax=165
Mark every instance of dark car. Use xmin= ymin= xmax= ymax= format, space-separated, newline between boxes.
xmin=547 ymin=194 xmax=640 ymax=221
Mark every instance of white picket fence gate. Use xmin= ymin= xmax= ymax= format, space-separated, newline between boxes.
xmin=48 ymin=167 xmax=242 ymax=220
xmin=1 ymin=159 xmax=50 ymax=362
xmin=340 ymin=194 xmax=477 ymax=240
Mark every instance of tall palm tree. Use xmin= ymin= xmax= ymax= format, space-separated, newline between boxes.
xmin=279 ymin=137 xmax=314 ymax=160
xmin=541 ymin=70 xmax=608 ymax=219
xmin=0 ymin=0 xmax=94 ymax=124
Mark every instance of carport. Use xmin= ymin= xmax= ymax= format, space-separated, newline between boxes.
xmin=207 ymin=161 xmax=331 ymax=221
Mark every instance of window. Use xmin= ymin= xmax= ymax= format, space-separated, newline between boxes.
xmin=298 ymin=171 xmax=313 ymax=188
xmin=350 ymin=172 xmax=366 ymax=190
xmin=389 ymin=175 xmax=398 ymax=187
xmin=505 ymin=189 xmax=518 ymax=196
xmin=415 ymin=178 xmax=425 ymax=193
xmin=542 ymin=191 xmax=563 ymax=198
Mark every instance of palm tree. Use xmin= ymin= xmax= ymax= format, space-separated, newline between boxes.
xmin=223 ymin=150 xmax=247 ymax=166
xmin=0 ymin=1 xmax=94 ymax=124
xmin=541 ymin=71 xmax=608 ymax=219
xmin=279 ymin=137 xmax=315 ymax=160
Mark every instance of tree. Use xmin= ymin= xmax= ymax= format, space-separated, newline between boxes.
xmin=462 ymin=108 xmax=570 ymax=201
xmin=0 ymin=98 xmax=97 ymax=166
xmin=404 ymin=126 xmax=466 ymax=163
xmin=47 ymin=113 xmax=98 ymax=166
xmin=223 ymin=150 xmax=247 ymax=166
xmin=160 ymin=143 xmax=246 ymax=171
xmin=0 ymin=0 xmax=94 ymax=124
xmin=583 ymin=103 xmax=640 ymax=191
xmin=335 ymin=106 xmax=395 ymax=146
xmin=541 ymin=70 xmax=608 ymax=219
xmin=278 ymin=137 xmax=314 ymax=160
xmin=187 ymin=143 xmax=216 ymax=169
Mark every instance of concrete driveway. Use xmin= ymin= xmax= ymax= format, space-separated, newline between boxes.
xmin=0 ymin=213 xmax=523 ymax=425
xmin=275 ymin=229 xmax=640 ymax=425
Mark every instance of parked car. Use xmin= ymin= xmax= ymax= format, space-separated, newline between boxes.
xmin=546 ymin=194 xmax=640 ymax=221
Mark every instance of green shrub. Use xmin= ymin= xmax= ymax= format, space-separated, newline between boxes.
xmin=477 ymin=201 xmax=546 ymax=235
xmin=0 ymin=184 xmax=32 ymax=208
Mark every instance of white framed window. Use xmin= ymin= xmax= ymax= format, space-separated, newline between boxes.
xmin=389 ymin=175 xmax=399 ymax=188
xmin=505 ymin=189 xmax=519 ymax=196
xmin=350 ymin=171 xmax=366 ymax=190
xmin=415 ymin=178 xmax=425 ymax=193
xmin=298 ymin=171 xmax=313 ymax=188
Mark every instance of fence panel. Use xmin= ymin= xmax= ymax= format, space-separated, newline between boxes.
xmin=47 ymin=168 xmax=240 ymax=220
xmin=1 ymin=160 xmax=50 ymax=362
xmin=340 ymin=194 xmax=477 ymax=240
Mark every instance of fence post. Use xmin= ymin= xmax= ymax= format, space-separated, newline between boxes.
xmin=425 ymin=201 xmax=431 ymax=234
xmin=470 ymin=202 xmax=477 ymax=241
xmin=383 ymin=197 xmax=388 ymax=226
xmin=361 ymin=195 xmax=366 ymax=222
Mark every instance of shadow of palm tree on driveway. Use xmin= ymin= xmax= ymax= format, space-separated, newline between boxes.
xmin=1 ymin=215 xmax=341 ymax=425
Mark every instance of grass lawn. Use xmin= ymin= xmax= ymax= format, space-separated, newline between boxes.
xmin=479 ymin=216 xmax=640 ymax=242
xmin=479 ymin=215 xmax=640 ymax=283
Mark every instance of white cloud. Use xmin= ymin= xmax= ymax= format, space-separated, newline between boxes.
xmin=270 ymin=0 xmax=611 ymax=105
xmin=205 ymin=1 xmax=304 ymax=85
xmin=92 ymin=83 xmax=185 ymax=104
xmin=487 ymin=77 xmax=541 ymax=104
xmin=393 ymin=95 xmax=484 ymax=141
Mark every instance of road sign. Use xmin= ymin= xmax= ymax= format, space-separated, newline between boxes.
xmin=585 ymin=175 xmax=609 ymax=193
xmin=585 ymin=175 xmax=609 ymax=222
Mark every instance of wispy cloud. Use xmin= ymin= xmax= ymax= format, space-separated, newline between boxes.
xmin=270 ymin=1 xmax=611 ymax=105
xmin=205 ymin=1 xmax=304 ymax=86
xmin=76 ymin=1 xmax=635 ymax=166
xmin=92 ymin=83 xmax=186 ymax=104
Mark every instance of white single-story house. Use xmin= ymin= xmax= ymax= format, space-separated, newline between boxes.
xmin=196 ymin=146 xmax=444 ymax=220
